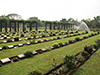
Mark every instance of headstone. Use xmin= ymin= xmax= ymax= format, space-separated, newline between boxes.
xmin=32 ymin=51 xmax=38 ymax=55
xmin=17 ymin=54 xmax=25 ymax=59
xmin=18 ymin=44 xmax=23 ymax=47
xmin=27 ymin=42 xmax=31 ymax=45
xmin=1 ymin=58 xmax=11 ymax=64
xmin=41 ymin=48 xmax=47 ymax=52
xmin=50 ymin=46 xmax=54 ymax=49
xmin=8 ymin=45 xmax=14 ymax=49
xmin=3 ymin=41 xmax=7 ymax=43
xmin=0 ymin=47 xmax=2 ymax=50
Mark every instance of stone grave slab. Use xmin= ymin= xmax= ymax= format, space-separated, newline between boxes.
xmin=17 ymin=54 xmax=25 ymax=59
xmin=1 ymin=58 xmax=11 ymax=64
xmin=32 ymin=51 xmax=38 ymax=55
xmin=18 ymin=44 xmax=23 ymax=47
xmin=8 ymin=45 xmax=14 ymax=49
xmin=41 ymin=48 xmax=47 ymax=52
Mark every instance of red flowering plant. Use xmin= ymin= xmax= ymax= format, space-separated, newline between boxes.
xmin=52 ymin=58 xmax=57 ymax=68
xmin=43 ymin=39 xmax=47 ymax=42
xmin=7 ymin=39 xmax=12 ymax=42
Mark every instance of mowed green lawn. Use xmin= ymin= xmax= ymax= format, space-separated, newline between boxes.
xmin=0 ymin=34 xmax=99 ymax=75
xmin=0 ymin=33 xmax=94 ymax=59
xmin=74 ymin=48 xmax=100 ymax=75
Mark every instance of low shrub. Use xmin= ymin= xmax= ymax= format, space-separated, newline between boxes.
xmin=49 ymin=34 xmax=52 ymax=36
xmin=21 ymin=34 xmax=24 ymax=37
xmin=7 ymin=39 xmax=12 ymax=42
xmin=59 ymin=33 xmax=62 ymax=35
xmin=53 ymin=43 xmax=58 ymax=48
xmin=28 ymin=37 xmax=31 ymax=40
xmin=92 ymin=43 xmax=98 ymax=49
xmin=75 ymin=31 xmax=78 ymax=33
xmin=2 ymin=45 xmax=8 ymax=49
xmin=76 ymin=55 xmax=84 ymax=62
xmin=84 ymin=46 xmax=93 ymax=54
xmin=85 ymin=31 xmax=88 ymax=33
xmin=59 ymin=43 xmax=63 ymax=46
xmin=30 ymin=39 xmax=35 ymax=44
xmin=81 ymin=51 xmax=88 ymax=58
xmin=64 ymin=55 xmax=77 ymax=69
xmin=57 ymin=37 xmax=61 ymax=39
xmin=14 ymin=37 xmax=19 ymax=41
xmin=70 ymin=32 xmax=73 ymax=34
xmin=4 ymin=37 xmax=7 ymax=39
xmin=43 ymin=39 xmax=47 ymax=42
xmin=91 ymin=33 xmax=94 ymax=36
xmin=83 ymin=36 xmax=87 ymax=39
xmin=69 ymin=40 xmax=73 ymax=44
xmin=33 ymin=34 xmax=36 ymax=38
xmin=28 ymin=70 xmax=42 ymax=75
xmin=24 ymin=51 xmax=33 ymax=58
xmin=52 ymin=34 xmax=55 ymax=36
xmin=42 ymin=34 xmax=45 ymax=37
xmin=75 ymin=37 xmax=80 ymax=41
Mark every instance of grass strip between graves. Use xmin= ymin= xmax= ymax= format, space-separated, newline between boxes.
xmin=0 ymin=34 xmax=100 ymax=75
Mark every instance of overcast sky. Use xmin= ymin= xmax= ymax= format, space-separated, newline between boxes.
xmin=0 ymin=0 xmax=100 ymax=21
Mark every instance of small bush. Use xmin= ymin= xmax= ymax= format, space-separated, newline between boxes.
xmin=69 ymin=40 xmax=73 ymax=44
xmin=30 ymin=40 xmax=35 ymax=44
xmin=85 ymin=31 xmax=88 ymax=33
xmin=24 ymin=51 xmax=33 ymax=58
xmin=83 ymin=36 xmax=87 ymax=39
xmin=43 ymin=39 xmax=47 ymax=42
xmin=75 ymin=37 xmax=80 ymax=41
xmin=2 ymin=45 xmax=8 ymax=49
xmin=7 ymin=39 xmax=12 ymax=42
xmin=53 ymin=43 xmax=58 ymax=48
xmin=77 ymin=55 xmax=84 ymax=62
xmin=53 ymin=34 xmax=56 ymax=36
xmin=21 ymin=34 xmax=24 ymax=37
xmin=75 ymin=31 xmax=78 ymax=33
xmin=91 ymin=33 xmax=94 ymax=36
xmin=92 ymin=43 xmax=98 ymax=49
xmin=4 ymin=37 xmax=7 ymax=39
xmin=14 ymin=37 xmax=19 ymax=41
xmin=59 ymin=43 xmax=63 ymax=46
xmin=33 ymin=34 xmax=36 ymax=38
xmin=64 ymin=55 xmax=77 ymax=69
xmin=42 ymin=34 xmax=45 ymax=37
xmin=84 ymin=46 xmax=93 ymax=54
xmin=81 ymin=51 xmax=88 ymax=58
xmin=28 ymin=37 xmax=31 ymax=40
xmin=59 ymin=33 xmax=62 ymax=35
xmin=57 ymin=37 xmax=60 ymax=39
xmin=28 ymin=70 xmax=42 ymax=75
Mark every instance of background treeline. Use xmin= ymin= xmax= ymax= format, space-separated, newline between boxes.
xmin=0 ymin=13 xmax=100 ymax=28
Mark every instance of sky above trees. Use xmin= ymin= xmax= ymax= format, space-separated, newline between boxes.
xmin=0 ymin=0 xmax=100 ymax=21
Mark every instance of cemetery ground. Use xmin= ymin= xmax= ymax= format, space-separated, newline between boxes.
xmin=0 ymin=31 xmax=100 ymax=75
